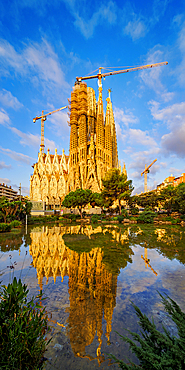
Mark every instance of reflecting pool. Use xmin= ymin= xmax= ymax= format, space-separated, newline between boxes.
xmin=1 ymin=223 xmax=185 ymax=369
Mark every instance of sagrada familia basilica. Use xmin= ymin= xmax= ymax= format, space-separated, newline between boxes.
xmin=30 ymin=82 xmax=126 ymax=208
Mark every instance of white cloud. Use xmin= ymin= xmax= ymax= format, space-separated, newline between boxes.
xmin=0 ymin=109 xmax=10 ymax=126
xmin=0 ymin=89 xmax=23 ymax=110
xmin=139 ymin=47 xmax=169 ymax=98
xmin=124 ymin=17 xmax=147 ymax=41
xmin=152 ymin=0 xmax=169 ymax=23
xmin=0 ymin=161 xmax=12 ymax=170
xmin=0 ymin=147 xmax=33 ymax=164
xmin=0 ymin=38 xmax=70 ymax=92
xmin=114 ymin=106 xmax=138 ymax=128
xmin=128 ymin=128 xmax=158 ymax=148
xmin=49 ymin=110 xmax=70 ymax=138
xmin=65 ymin=0 xmax=117 ymax=38
xmin=149 ymin=101 xmax=185 ymax=157
xmin=0 ymin=177 xmax=11 ymax=184
xmin=10 ymin=126 xmax=56 ymax=152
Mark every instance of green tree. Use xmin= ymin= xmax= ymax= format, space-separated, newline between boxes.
xmin=0 ymin=197 xmax=32 ymax=223
xmin=102 ymin=169 xmax=133 ymax=215
xmin=159 ymin=185 xmax=177 ymax=215
xmin=90 ymin=192 xmax=113 ymax=213
xmin=109 ymin=295 xmax=185 ymax=370
xmin=174 ymin=183 xmax=185 ymax=214
xmin=62 ymin=188 xmax=93 ymax=218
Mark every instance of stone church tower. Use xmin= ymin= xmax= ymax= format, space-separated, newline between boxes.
xmin=30 ymin=82 xmax=123 ymax=208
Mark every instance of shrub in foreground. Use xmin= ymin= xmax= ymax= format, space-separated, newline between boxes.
xmin=110 ymin=294 xmax=185 ymax=369
xmin=0 ymin=223 xmax=11 ymax=232
xmin=0 ymin=277 xmax=50 ymax=369
xmin=137 ymin=210 xmax=156 ymax=224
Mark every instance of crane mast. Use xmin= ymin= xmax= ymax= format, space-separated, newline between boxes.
xmin=33 ymin=106 xmax=67 ymax=153
xmin=141 ymin=159 xmax=157 ymax=193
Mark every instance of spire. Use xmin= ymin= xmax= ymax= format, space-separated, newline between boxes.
xmin=105 ymin=88 xmax=112 ymax=126
xmin=122 ymin=162 xmax=127 ymax=176
xmin=97 ymin=67 xmax=103 ymax=115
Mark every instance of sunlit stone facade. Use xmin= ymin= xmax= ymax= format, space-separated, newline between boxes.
xmin=30 ymin=83 xmax=119 ymax=207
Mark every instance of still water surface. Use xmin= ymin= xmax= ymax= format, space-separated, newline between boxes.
xmin=0 ymin=223 xmax=185 ymax=369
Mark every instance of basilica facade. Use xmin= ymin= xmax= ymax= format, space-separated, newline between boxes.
xmin=30 ymin=82 xmax=122 ymax=208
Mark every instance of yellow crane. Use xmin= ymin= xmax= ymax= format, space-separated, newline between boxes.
xmin=33 ymin=106 xmax=67 ymax=153
xmin=76 ymin=62 xmax=168 ymax=87
xmin=141 ymin=243 xmax=158 ymax=276
xmin=141 ymin=159 xmax=157 ymax=193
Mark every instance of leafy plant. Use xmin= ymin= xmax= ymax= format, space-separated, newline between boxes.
xmin=117 ymin=215 xmax=124 ymax=223
xmin=0 ymin=223 xmax=11 ymax=232
xmin=137 ymin=210 xmax=156 ymax=224
xmin=109 ymin=294 xmax=185 ymax=370
xmin=91 ymin=214 xmax=100 ymax=223
xmin=0 ymin=277 xmax=50 ymax=369
xmin=121 ymin=209 xmax=129 ymax=218
xmin=10 ymin=220 xmax=22 ymax=228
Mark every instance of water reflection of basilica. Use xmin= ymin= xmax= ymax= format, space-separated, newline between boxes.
xmin=29 ymin=225 xmax=131 ymax=361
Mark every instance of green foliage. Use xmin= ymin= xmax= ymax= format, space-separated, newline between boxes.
xmin=109 ymin=295 xmax=185 ymax=370
xmin=159 ymin=186 xmax=177 ymax=215
xmin=102 ymin=169 xmax=134 ymax=215
xmin=10 ymin=220 xmax=22 ymax=228
xmin=175 ymin=183 xmax=185 ymax=214
xmin=117 ymin=215 xmax=124 ymax=223
xmin=137 ymin=210 xmax=156 ymax=224
xmin=91 ymin=214 xmax=100 ymax=223
xmin=121 ymin=209 xmax=129 ymax=218
xmin=0 ymin=197 xmax=32 ymax=223
xmin=27 ymin=215 xmax=58 ymax=224
xmin=62 ymin=188 xmax=93 ymax=218
xmin=0 ymin=277 xmax=50 ymax=370
xmin=0 ymin=223 xmax=11 ymax=232
xmin=130 ymin=207 xmax=139 ymax=215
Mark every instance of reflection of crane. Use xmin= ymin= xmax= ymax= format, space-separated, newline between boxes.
xmin=141 ymin=159 xmax=157 ymax=193
xmin=33 ymin=106 xmax=67 ymax=153
xmin=76 ymin=62 xmax=168 ymax=89
xmin=141 ymin=245 xmax=158 ymax=276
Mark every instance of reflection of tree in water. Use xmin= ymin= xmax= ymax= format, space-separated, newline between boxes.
xmin=29 ymin=224 xmax=133 ymax=362
xmin=0 ymin=230 xmax=24 ymax=252
xmin=129 ymin=225 xmax=185 ymax=265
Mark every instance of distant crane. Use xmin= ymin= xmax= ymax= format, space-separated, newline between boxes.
xmin=33 ymin=106 xmax=67 ymax=153
xmin=141 ymin=159 xmax=157 ymax=193
xmin=76 ymin=62 xmax=168 ymax=90
xmin=141 ymin=243 xmax=158 ymax=276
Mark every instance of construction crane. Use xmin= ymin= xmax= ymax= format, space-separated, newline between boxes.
xmin=141 ymin=244 xmax=158 ymax=276
xmin=141 ymin=159 xmax=157 ymax=193
xmin=33 ymin=106 xmax=67 ymax=153
xmin=76 ymin=62 xmax=168 ymax=87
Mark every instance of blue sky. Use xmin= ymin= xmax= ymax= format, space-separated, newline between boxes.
xmin=0 ymin=0 xmax=185 ymax=195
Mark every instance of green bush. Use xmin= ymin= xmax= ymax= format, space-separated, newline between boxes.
xmin=137 ymin=210 xmax=156 ymax=224
xmin=171 ymin=218 xmax=181 ymax=224
xmin=121 ymin=209 xmax=129 ymax=218
xmin=117 ymin=215 xmax=124 ymax=223
xmin=10 ymin=220 xmax=22 ymax=228
xmin=0 ymin=277 xmax=50 ymax=369
xmin=109 ymin=294 xmax=185 ymax=370
xmin=0 ymin=223 xmax=11 ymax=232
xmin=91 ymin=214 xmax=100 ymax=223
xmin=130 ymin=207 xmax=139 ymax=215
xmin=130 ymin=217 xmax=137 ymax=221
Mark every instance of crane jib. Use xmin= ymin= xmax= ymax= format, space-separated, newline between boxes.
xmin=76 ymin=61 xmax=168 ymax=82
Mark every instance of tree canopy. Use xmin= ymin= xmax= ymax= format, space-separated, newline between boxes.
xmin=101 ymin=169 xmax=134 ymax=215
xmin=62 ymin=188 xmax=93 ymax=218
xmin=0 ymin=197 xmax=32 ymax=223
